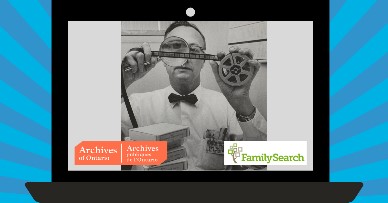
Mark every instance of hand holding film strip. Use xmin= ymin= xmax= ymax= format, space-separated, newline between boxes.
xmin=121 ymin=42 xmax=161 ymax=89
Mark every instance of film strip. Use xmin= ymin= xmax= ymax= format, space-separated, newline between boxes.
xmin=125 ymin=47 xmax=254 ymax=86
xmin=151 ymin=51 xmax=219 ymax=60
xmin=152 ymin=51 xmax=254 ymax=86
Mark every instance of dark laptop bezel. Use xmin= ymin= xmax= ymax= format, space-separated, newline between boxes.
xmin=52 ymin=0 xmax=329 ymax=182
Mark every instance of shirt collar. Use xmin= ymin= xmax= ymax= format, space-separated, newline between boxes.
xmin=166 ymin=84 xmax=202 ymax=108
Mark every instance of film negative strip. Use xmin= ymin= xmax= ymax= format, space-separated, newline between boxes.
xmin=124 ymin=47 xmax=254 ymax=86
xmin=152 ymin=51 xmax=255 ymax=86
xmin=151 ymin=51 xmax=219 ymax=60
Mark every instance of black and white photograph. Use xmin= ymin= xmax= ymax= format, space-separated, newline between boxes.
xmin=120 ymin=21 xmax=268 ymax=171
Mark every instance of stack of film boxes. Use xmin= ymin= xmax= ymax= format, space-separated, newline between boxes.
xmin=127 ymin=123 xmax=189 ymax=171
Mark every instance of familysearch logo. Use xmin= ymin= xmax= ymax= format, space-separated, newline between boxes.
xmin=224 ymin=141 xmax=308 ymax=165
xmin=227 ymin=143 xmax=242 ymax=163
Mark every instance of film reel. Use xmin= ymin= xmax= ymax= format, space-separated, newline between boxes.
xmin=218 ymin=53 xmax=254 ymax=86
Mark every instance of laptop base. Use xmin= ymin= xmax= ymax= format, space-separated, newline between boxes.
xmin=26 ymin=182 xmax=362 ymax=203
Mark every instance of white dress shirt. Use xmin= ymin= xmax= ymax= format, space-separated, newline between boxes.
xmin=121 ymin=85 xmax=267 ymax=170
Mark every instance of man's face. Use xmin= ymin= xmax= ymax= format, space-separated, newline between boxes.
xmin=164 ymin=26 xmax=205 ymax=85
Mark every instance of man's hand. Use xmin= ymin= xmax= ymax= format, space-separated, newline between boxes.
xmin=121 ymin=42 xmax=160 ymax=89
xmin=209 ymin=46 xmax=261 ymax=116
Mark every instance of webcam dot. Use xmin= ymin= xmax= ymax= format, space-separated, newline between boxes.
xmin=186 ymin=8 xmax=195 ymax=17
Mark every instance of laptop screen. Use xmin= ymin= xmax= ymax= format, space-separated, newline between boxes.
xmin=53 ymin=2 xmax=329 ymax=182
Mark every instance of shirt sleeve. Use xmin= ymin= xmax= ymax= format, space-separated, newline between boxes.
xmin=251 ymin=108 xmax=267 ymax=135
xmin=238 ymin=108 xmax=267 ymax=141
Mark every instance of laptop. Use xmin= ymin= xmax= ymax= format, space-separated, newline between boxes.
xmin=26 ymin=0 xmax=362 ymax=202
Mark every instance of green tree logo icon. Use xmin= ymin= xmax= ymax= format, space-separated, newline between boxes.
xmin=228 ymin=143 xmax=242 ymax=163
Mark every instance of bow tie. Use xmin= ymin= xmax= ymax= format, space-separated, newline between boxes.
xmin=168 ymin=93 xmax=198 ymax=105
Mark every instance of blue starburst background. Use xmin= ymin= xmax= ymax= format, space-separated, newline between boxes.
xmin=0 ymin=0 xmax=387 ymax=202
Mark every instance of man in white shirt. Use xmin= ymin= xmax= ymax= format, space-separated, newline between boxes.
xmin=121 ymin=21 xmax=267 ymax=170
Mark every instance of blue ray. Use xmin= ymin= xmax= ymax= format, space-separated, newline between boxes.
xmin=36 ymin=0 xmax=51 ymax=16
xmin=0 ymin=177 xmax=29 ymax=194
xmin=330 ymin=54 xmax=388 ymax=115
xmin=0 ymin=159 xmax=50 ymax=182
xmin=0 ymin=1 xmax=51 ymax=72
xmin=352 ymin=195 xmax=388 ymax=203
xmin=330 ymin=1 xmax=388 ymax=75
xmin=331 ymin=122 xmax=388 ymax=160
xmin=330 ymin=25 xmax=388 ymax=97
xmin=0 ymin=142 xmax=50 ymax=171
xmin=331 ymin=142 xmax=388 ymax=172
xmin=330 ymin=79 xmax=388 ymax=132
xmin=0 ymin=123 xmax=51 ymax=159
xmin=0 ymin=56 xmax=51 ymax=112
xmin=331 ymin=159 xmax=388 ymax=182
xmin=329 ymin=0 xmax=347 ymax=20
xmin=331 ymin=103 xmax=388 ymax=145
xmin=7 ymin=0 xmax=51 ymax=48
xmin=359 ymin=179 xmax=388 ymax=196
xmin=0 ymin=104 xmax=50 ymax=144
xmin=0 ymin=81 xmax=51 ymax=130
xmin=0 ymin=193 xmax=36 ymax=203
xmin=330 ymin=0 xmax=377 ymax=51
xmin=0 ymin=28 xmax=51 ymax=94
